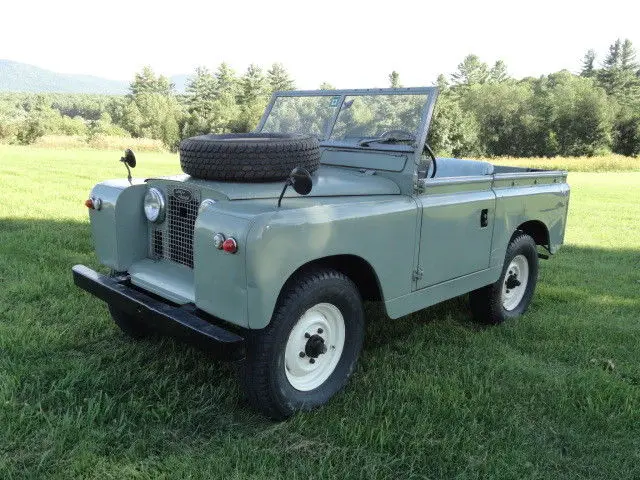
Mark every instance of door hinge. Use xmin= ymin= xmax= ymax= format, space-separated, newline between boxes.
xmin=412 ymin=266 xmax=424 ymax=281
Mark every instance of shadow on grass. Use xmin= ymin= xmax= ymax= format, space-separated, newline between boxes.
xmin=2 ymin=217 xmax=640 ymax=474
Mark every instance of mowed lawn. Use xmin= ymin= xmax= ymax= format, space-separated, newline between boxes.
xmin=1 ymin=145 xmax=639 ymax=479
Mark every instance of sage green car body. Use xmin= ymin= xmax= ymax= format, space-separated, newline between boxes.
xmin=86 ymin=88 xmax=570 ymax=330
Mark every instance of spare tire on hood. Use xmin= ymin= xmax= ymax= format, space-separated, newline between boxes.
xmin=179 ymin=133 xmax=321 ymax=182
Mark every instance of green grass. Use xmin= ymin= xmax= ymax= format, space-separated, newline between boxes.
xmin=489 ymin=154 xmax=639 ymax=172
xmin=1 ymin=145 xmax=639 ymax=479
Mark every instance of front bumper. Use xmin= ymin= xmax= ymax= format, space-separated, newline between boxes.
xmin=72 ymin=265 xmax=245 ymax=360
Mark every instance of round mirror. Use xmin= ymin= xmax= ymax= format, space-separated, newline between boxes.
xmin=123 ymin=149 xmax=136 ymax=168
xmin=290 ymin=167 xmax=313 ymax=195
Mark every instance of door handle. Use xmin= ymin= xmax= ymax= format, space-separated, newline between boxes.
xmin=480 ymin=209 xmax=489 ymax=227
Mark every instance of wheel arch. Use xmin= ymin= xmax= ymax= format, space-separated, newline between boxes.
xmin=515 ymin=220 xmax=550 ymax=250
xmin=276 ymin=254 xmax=383 ymax=308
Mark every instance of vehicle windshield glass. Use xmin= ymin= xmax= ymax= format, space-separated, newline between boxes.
xmin=260 ymin=91 xmax=430 ymax=147
xmin=260 ymin=96 xmax=335 ymax=138
xmin=330 ymin=94 xmax=427 ymax=142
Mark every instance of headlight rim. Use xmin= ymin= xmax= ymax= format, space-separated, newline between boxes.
xmin=144 ymin=187 xmax=165 ymax=223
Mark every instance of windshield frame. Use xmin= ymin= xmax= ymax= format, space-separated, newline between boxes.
xmin=256 ymin=87 xmax=438 ymax=154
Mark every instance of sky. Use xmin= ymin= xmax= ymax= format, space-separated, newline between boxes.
xmin=3 ymin=0 xmax=639 ymax=88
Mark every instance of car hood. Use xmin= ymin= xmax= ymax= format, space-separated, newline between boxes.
xmin=150 ymin=165 xmax=400 ymax=200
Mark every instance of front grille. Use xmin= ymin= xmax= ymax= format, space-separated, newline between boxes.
xmin=150 ymin=185 xmax=200 ymax=268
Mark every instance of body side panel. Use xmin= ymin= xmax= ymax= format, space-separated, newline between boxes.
xmin=193 ymin=204 xmax=251 ymax=326
xmin=245 ymin=196 xmax=419 ymax=328
xmin=89 ymin=179 xmax=147 ymax=271
xmin=415 ymin=177 xmax=496 ymax=288
xmin=490 ymin=173 xmax=569 ymax=269
xmin=386 ymin=266 xmax=502 ymax=318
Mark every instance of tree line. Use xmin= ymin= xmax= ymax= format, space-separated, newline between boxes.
xmin=0 ymin=38 xmax=639 ymax=158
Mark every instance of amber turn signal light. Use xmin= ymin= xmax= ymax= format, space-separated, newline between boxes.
xmin=84 ymin=197 xmax=102 ymax=210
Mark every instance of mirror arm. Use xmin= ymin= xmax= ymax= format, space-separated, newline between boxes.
xmin=124 ymin=163 xmax=132 ymax=185
xmin=277 ymin=180 xmax=292 ymax=208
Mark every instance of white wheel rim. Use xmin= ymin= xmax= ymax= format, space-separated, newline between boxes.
xmin=284 ymin=303 xmax=345 ymax=391
xmin=502 ymin=254 xmax=529 ymax=311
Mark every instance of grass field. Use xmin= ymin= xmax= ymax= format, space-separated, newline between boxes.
xmin=1 ymin=145 xmax=639 ymax=479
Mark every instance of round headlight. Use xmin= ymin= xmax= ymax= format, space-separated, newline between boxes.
xmin=144 ymin=187 xmax=165 ymax=223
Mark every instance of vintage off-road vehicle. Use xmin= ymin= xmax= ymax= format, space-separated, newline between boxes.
xmin=73 ymin=87 xmax=570 ymax=419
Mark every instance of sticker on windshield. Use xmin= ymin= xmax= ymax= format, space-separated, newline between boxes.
xmin=329 ymin=96 xmax=341 ymax=107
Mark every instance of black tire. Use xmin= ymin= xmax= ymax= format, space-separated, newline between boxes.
xmin=179 ymin=133 xmax=321 ymax=182
xmin=108 ymin=304 xmax=149 ymax=339
xmin=469 ymin=232 xmax=539 ymax=325
xmin=238 ymin=269 xmax=365 ymax=420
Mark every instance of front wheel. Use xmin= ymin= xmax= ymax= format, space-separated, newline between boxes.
xmin=238 ymin=269 xmax=364 ymax=420
xmin=469 ymin=232 xmax=539 ymax=324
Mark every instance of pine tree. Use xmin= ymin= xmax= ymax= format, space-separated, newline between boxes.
xmin=488 ymin=60 xmax=509 ymax=83
xmin=234 ymin=64 xmax=268 ymax=132
xmin=238 ymin=64 xmax=267 ymax=106
xmin=389 ymin=71 xmax=401 ymax=88
xmin=435 ymin=74 xmax=449 ymax=92
xmin=125 ymin=67 xmax=182 ymax=148
xmin=581 ymin=50 xmax=596 ymax=77
xmin=451 ymin=55 xmax=489 ymax=86
xmin=604 ymin=39 xmax=622 ymax=69
xmin=186 ymin=67 xmax=217 ymax=107
xmin=183 ymin=66 xmax=218 ymax=137
xmin=267 ymin=63 xmax=295 ymax=93
xmin=129 ymin=66 xmax=174 ymax=97
xmin=214 ymin=63 xmax=237 ymax=94
xmin=599 ymin=38 xmax=640 ymax=103
xmin=205 ymin=62 xmax=240 ymax=134
xmin=620 ymin=39 xmax=639 ymax=72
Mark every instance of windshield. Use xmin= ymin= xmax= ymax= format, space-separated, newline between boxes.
xmin=260 ymin=96 xmax=334 ymax=138
xmin=259 ymin=90 xmax=433 ymax=148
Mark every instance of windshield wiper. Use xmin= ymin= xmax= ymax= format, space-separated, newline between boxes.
xmin=359 ymin=135 xmax=414 ymax=147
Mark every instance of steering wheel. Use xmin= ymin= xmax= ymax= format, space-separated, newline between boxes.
xmin=380 ymin=129 xmax=414 ymax=141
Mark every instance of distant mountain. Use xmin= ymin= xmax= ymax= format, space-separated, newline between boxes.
xmin=0 ymin=60 xmax=129 ymax=94
xmin=0 ymin=60 xmax=189 ymax=95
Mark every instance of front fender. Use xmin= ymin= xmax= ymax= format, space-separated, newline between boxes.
xmin=244 ymin=196 xmax=419 ymax=328
xmin=88 ymin=179 xmax=148 ymax=271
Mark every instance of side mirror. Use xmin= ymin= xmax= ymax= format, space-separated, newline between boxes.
xmin=289 ymin=167 xmax=313 ymax=195
xmin=277 ymin=167 xmax=313 ymax=208
xmin=120 ymin=149 xmax=136 ymax=185
xmin=122 ymin=148 xmax=136 ymax=168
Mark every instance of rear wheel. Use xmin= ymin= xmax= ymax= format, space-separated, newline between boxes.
xmin=238 ymin=269 xmax=364 ymax=420
xmin=469 ymin=232 xmax=539 ymax=324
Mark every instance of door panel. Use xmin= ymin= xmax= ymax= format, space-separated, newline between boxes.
xmin=416 ymin=179 xmax=495 ymax=289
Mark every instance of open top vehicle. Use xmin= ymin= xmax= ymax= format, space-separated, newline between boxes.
xmin=73 ymin=87 xmax=570 ymax=419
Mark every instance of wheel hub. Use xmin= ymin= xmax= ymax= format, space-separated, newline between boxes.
xmin=304 ymin=334 xmax=327 ymax=358
xmin=505 ymin=273 xmax=521 ymax=290
xmin=502 ymin=254 xmax=529 ymax=311
xmin=284 ymin=303 xmax=346 ymax=391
